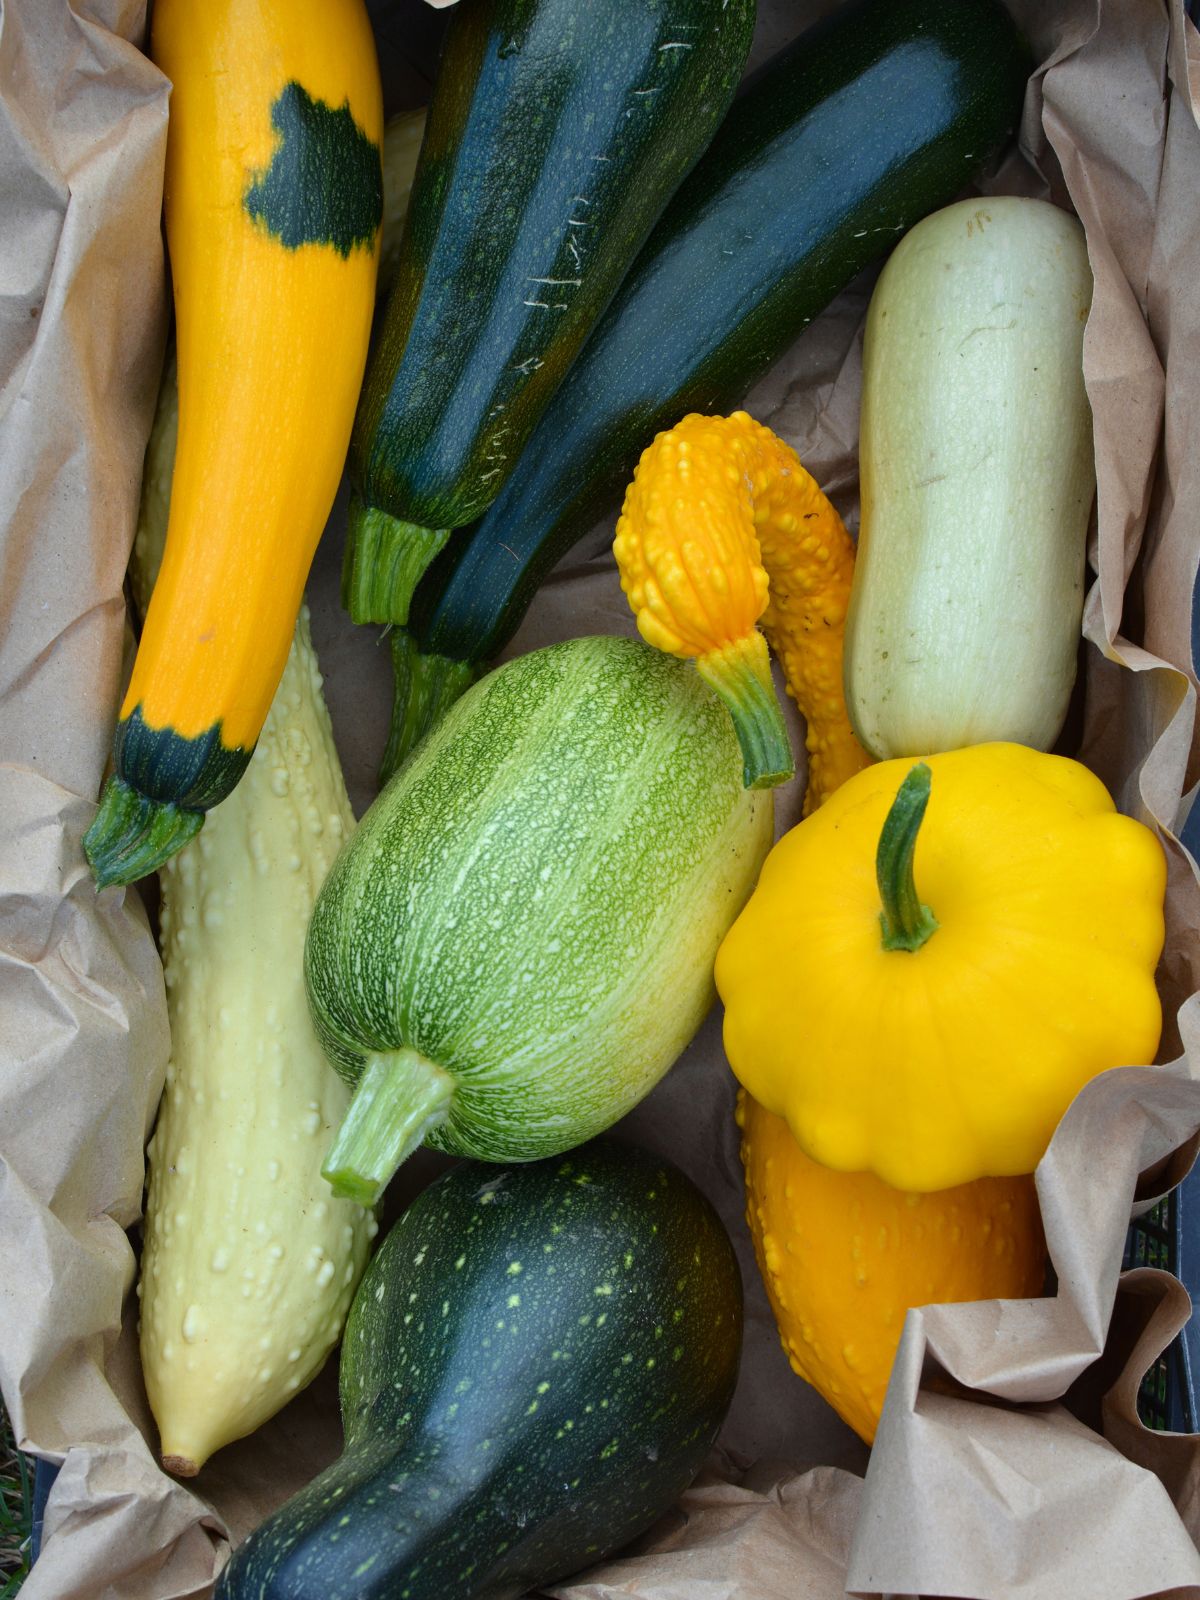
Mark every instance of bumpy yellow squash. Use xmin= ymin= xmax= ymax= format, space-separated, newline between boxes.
xmin=613 ymin=410 xmax=871 ymax=804
xmin=738 ymin=1095 xmax=1045 ymax=1442
xmin=85 ymin=0 xmax=384 ymax=888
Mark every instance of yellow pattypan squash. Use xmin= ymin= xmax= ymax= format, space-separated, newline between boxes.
xmin=717 ymin=742 xmax=1166 ymax=1192
xmin=739 ymin=1092 xmax=1045 ymax=1443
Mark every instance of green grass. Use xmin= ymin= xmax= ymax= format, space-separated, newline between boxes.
xmin=0 ymin=1404 xmax=32 ymax=1597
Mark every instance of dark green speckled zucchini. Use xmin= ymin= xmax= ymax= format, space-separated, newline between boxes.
xmin=214 ymin=1140 xmax=743 ymax=1600
xmin=343 ymin=0 xmax=755 ymax=627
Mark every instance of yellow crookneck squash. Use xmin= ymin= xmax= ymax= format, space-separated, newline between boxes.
xmin=613 ymin=410 xmax=872 ymax=803
xmin=84 ymin=0 xmax=384 ymax=888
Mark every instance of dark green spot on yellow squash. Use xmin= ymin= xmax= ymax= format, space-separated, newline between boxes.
xmin=244 ymin=82 xmax=383 ymax=256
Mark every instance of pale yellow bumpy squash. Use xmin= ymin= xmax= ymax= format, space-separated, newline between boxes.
xmin=134 ymin=364 xmax=374 ymax=1476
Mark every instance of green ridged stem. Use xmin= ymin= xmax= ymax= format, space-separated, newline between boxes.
xmin=380 ymin=630 xmax=478 ymax=785
xmin=341 ymin=495 xmax=450 ymax=625
xmin=322 ymin=1049 xmax=456 ymax=1206
xmin=695 ymin=635 xmax=794 ymax=791
xmin=84 ymin=775 xmax=204 ymax=889
xmin=877 ymin=762 xmax=939 ymax=952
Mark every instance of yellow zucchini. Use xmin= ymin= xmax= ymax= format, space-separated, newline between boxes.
xmin=85 ymin=0 xmax=384 ymax=888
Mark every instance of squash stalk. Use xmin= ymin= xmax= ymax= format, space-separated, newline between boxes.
xmin=876 ymin=762 xmax=939 ymax=952
xmin=342 ymin=498 xmax=450 ymax=625
xmin=323 ymin=1049 xmax=456 ymax=1205
xmin=695 ymin=633 xmax=794 ymax=791
xmin=381 ymin=630 xmax=478 ymax=785
xmin=86 ymin=776 xmax=203 ymax=888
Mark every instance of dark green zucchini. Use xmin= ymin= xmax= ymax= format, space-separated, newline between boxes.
xmin=344 ymin=0 xmax=755 ymax=626
xmin=380 ymin=0 xmax=1031 ymax=778
xmin=214 ymin=1140 xmax=742 ymax=1600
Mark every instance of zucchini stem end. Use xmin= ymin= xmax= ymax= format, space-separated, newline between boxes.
xmin=84 ymin=775 xmax=204 ymax=887
xmin=381 ymin=631 xmax=478 ymax=784
xmin=323 ymin=1049 xmax=455 ymax=1206
xmin=342 ymin=496 xmax=450 ymax=625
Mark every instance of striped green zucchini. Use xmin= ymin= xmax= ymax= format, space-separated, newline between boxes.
xmin=304 ymin=635 xmax=773 ymax=1205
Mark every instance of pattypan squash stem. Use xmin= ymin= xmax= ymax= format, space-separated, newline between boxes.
xmin=323 ymin=1049 xmax=456 ymax=1205
xmin=877 ymin=763 xmax=939 ymax=953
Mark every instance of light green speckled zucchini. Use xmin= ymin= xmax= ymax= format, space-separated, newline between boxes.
xmin=305 ymin=635 xmax=774 ymax=1205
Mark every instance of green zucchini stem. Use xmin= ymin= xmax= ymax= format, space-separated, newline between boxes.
xmin=84 ymin=775 xmax=204 ymax=889
xmin=380 ymin=631 xmax=478 ymax=785
xmin=695 ymin=632 xmax=794 ymax=791
xmin=341 ymin=495 xmax=450 ymax=626
xmin=877 ymin=762 xmax=939 ymax=953
xmin=322 ymin=1049 xmax=456 ymax=1206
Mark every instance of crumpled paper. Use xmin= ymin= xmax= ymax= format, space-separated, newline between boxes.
xmin=546 ymin=1455 xmax=864 ymax=1600
xmin=4 ymin=0 xmax=1200 ymax=1596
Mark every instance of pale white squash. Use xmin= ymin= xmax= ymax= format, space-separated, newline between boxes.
xmin=134 ymin=361 xmax=374 ymax=1476
xmin=844 ymin=196 xmax=1095 ymax=759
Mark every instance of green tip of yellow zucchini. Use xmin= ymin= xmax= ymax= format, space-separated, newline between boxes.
xmin=379 ymin=631 xmax=478 ymax=785
xmin=340 ymin=496 xmax=450 ymax=625
xmin=84 ymin=775 xmax=204 ymax=888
